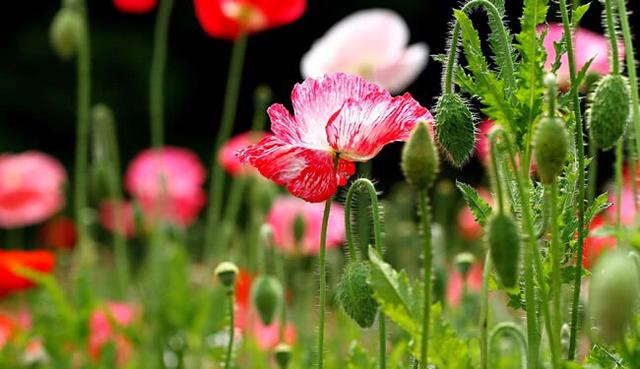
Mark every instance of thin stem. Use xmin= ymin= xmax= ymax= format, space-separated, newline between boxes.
xmin=617 ymin=0 xmax=640 ymax=222
xmin=604 ymin=0 xmax=620 ymax=76
xmin=558 ymin=0 xmax=587 ymax=359
xmin=549 ymin=180 xmax=562 ymax=369
xmin=489 ymin=322 xmax=528 ymax=369
xmin=615 ymin=140 xmax=624 ymax=243
xmin=479 ymin=253 xmax=491 ymax=369
xmin=588 ymin=144 xmax=598 ymax=202
xmin=317 ymin=194 xmax=333 ymax=369
xmin=204 ymin=34 xmax=248 ymax=257
xmin=489 ymin=138 xmax=505 ymax=213
xmin=73 ymin=0 xmax=91 ymax=247
xmin=149 ymin=0 xmax=174 ymax=148
xmin=224 ymin=290 xmax=235 ymax=369
xmin=276 ymin=252 xmax=287 ymax=342
xmin=418 ymin=189 xmax=432 ymax=369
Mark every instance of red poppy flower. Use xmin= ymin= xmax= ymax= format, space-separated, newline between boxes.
xmin=239 ymin=73 xmax=430 ymax=202
xmin=583 ymin=216 xmax=616 ymax=270
xmin=0 ymin=250 xmax=56 ymax=299
xmin=0 ymin=313 xmax=15 ymax=348
xmin=38 ymin=216 xmax=77 ymax=250
xmin=113 ymin=0 xmax=157 ymax=13
xmin=194 ymin=0 xmax=306 ymax=40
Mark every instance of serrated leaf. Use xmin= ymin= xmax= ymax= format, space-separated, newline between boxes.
xmin=456 ymin=181 xmax=492 ymax=226
xmin=572 ymin=3 xmax=591 ymax=27
xmin=347 ymin=341 xmax=376 ymax=369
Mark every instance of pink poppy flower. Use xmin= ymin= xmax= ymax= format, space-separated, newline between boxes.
xmin=446 ymin=263 xmax=483 ymax=307
xmin=239 ymin=73 xmax=430 ymax=202
xmin=125 ymin=147 xmax=206 ymax=227
xmin=219 ymin=131 xmax=267 ymax=176
xmin=583 ymin=216 xmax=616 ymax=270
xmin=542 ymin=23 xmax=624 ymax=89
xmin=606 ymin=183 xmax=636 ymax=226
xmin=0 ymin=152 xmax=66 ymax=228
xmin=457 ymin=187 xmax=492 ymax=242
xmin=88 ymin=302 xmax=136 ymax=366
xmin=266 ymin=196 xmax=344 ymax=255
xmin=252 ymin=319 xmax=296 ymax=350
xmin=98 ymin=200 xmax=137 ymax=237
xmin=301 ymin=9 xmax=428 ymax=94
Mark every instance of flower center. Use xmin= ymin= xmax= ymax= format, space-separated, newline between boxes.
xmin=221 ymin=1 xmax=267 ymax=30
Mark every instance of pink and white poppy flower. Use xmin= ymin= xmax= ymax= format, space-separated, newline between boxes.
xmin=239 ymin=73 xmax=431 ymax=202
xmin=0 ymin=152 xmax=66 ymax=228
xmin=301 ymin=9 xmax=428 ymax=93
xmin=125 ymin=147 xmax=207 ymax=227
xmin=266 ymin=196 xmax=345 ymax=255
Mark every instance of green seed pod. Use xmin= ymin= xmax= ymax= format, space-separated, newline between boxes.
xmin=590 ymin=251 xmax=640 ymax=343
xmin=50 ymin=8 xmax=81 ymax=61
xmin=336 ymin=261 xmax=379 ymax=328
xmin=401 ymin=121 xmax=440 ymax=189
xmin=251 ymin=275 xmax=284 ymax=325
xmin=587 ymin=75 xmax=631 ymax=150
xmin=434 ymin=93 xmax=476 ymax=167
xmin=533 ymin=117 xmax=569 ymax=184
xmin=486 ymin=213 xmax=521 ymax=288
xmin=214 ymin=261 xmax=239 ymax=290
xmin=274 ymin=343 xmax=292 ymax=369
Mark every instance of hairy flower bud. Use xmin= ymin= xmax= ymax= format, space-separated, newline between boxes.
xmin=401 ymin=121 xmax=440 ymax=189
xmin=214 ymin=261 xmax=239 ymax=290
xmin=50 ymin=8 xmax=81 ymax=61
xmin=274 ymin=343 xmax=292 ymax=368
xmin=336 ymin=261 xmax=378 ymax=328
xmin=587 ymin=75 xmax=631 ymax=150
xmin=251 ymin=275 xmax=284 ymax=325
xmin=486 ymin=213 xmax=521 ymax=288
xmin=533 ymin=117 xmax=569 ymax=184
xmin=590 ymin=251 xmax=640 ymax=343
xmin=434 ymin=93 xmax=476 ymax=167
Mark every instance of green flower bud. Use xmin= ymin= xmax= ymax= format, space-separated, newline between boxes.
xmin=533 ymin=117 xmax=569 ymax=184
xmin=251 ymin=275 xmax=284 ymax=325
xmin=214 ymin=261 xmax=239 ymax=290
xmin=50 ymin=8 xmax=81 ymax=61
xmin=454 ymin=252 xmax=476 ymax=279
xmin=587 ymin=75 xmax=631 ymax=150
xmin=590 ymin=251 xmax=640 ymax=343
xmin=401 ymin=121 xmax=440 ymax=189
xmin=434 ymin=93 xmax=476 ymax=167
xmin=274 ymin=343 xmax=292 ymax=369
xmin=486 ymin=213 xmax=521 ymax=288
xmin=336 ymin=261 xmax=378 ymax=328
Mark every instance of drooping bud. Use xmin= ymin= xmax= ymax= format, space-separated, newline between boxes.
xmin=486 ymin=213 xmax=521 ymax=288
xmin=336 ymin=261 xmax=378 ymax=328
xmin=50 ymin=8 xmax=81 ymax=61
xmin=401 ymin=121 xmax=440 ymax=189
xmin=590 ymin=251 xmax=640 ymax=343
xmin=214 ymin=261 xmax=239 ymax=290
xmin=533 ymin=117 xmax=569 ymax=184
xmin=433 ymin=93 xmax=476 ymax=167
xmin=274 ymin=343 xmax=292 ymax=369
xmin=587 ymin=75 xmax=631 ymax=150
xmin=454 ymin=252 xmax=476 ymax=279
xmin=250 ymin=275 xmax=284 ymax=325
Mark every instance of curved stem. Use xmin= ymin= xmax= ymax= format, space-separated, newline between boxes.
xmin=479 ymin=253 xmax=492 ymax=369
xmin=549 ymin=180 xmax=562 ymax=369
xmin=442 ymin=0 xmax=515 ymax=94
xmin=557 ymin=0 xmax=587 ymax=359
xmin=224 ymin=290 xmax=235 ymax=369
xmin=149 ymin=0 xmax=174 ymax=148
xmin=204 ymin=34 xmax=248 ymax=258
xmin=489 ymin=322 xmax=528 ymax=369
xmin=418 ymin=189 xmax=432 ymax=369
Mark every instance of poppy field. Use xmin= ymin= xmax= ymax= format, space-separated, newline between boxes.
xmin=4 ymin=0 xmax=640 ymax=368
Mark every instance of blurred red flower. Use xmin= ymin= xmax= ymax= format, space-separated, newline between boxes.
xmin=98 ymin=200 xmax=137 ymax=238
xmin=582 ymin=216 xmax=616 ymax=270
xmin=0 ymin=250 xmax=56 ymax=299
xmin=125 ymin=147 xmax=206 ymax=227
xmin=0 ymin=152 xmax=66 ymax=229
xmin=446 ymin=263 xmax=483 ymax=307
xmin=194 ymin=0 xmax=306 ymax=40
xmin=113 ymin=0 xmax=157 ymax=13
xmin=219 ymin=131 xmax=267 ymax=176
xmin=88 ymin=302 xmax=136 ymax=366
xmin=38 ymin=216 xmax=77 ymax=250
xmin=0 ymin=313 xmax=15 ymax=348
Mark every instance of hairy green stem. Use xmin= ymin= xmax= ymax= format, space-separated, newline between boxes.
xmin=615 ymin=140 xmax=624 ymax=242
xmin=204 ymin=34 xmax=248 ymax=258
xmin=224 ymin=289 xmax=235 ymax=369
xmin=317 ymin=194 xmax=333 ymax=369
xmin=549 ymin=180 xmax=562 ymax=369
xmin=418 ymin=189 xmax=432 ymax=369
xmin=149 ymin=0 xmax=174 ymax=147
xmin=558 ymin=0 xmax=587 ymax=359
xmin=489 ymin=322 xmax=528 ymax=369
xmin=479 ymin=253 xmax=491 ymax=369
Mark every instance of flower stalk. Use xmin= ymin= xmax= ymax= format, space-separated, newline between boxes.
xmin=149 ymin=0 xmax=174 ymax=148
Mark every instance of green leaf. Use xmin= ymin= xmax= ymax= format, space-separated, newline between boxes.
xmin=585 ymin=344 xmax=624 ymax=369
xmin=572 ymin=3 xmax=591 ymax=27
xmin=456 ymin=181 xmax=492 ymax=226
xmin=347 ymin=341 xmax=377 ymax=369
xmin=428 ymin=304 xmax=473 ymax=369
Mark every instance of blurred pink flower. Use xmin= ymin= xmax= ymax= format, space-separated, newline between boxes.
xmin=475 ymin=120 xmax=494 ymax=166
xmin=583 ymin=215 xmax=616 ymax=270
xmin=218 ymin=131 xmax=267 ymax=176
xmin=457 ymin=187 xmax=492 ymax=242
xmin=114 ymin=0 xmax=157 ymax=13
xmin=446 ymin=263 xmax=483 ymax=307
xmin=89 ymin=302 xmax=136 ymax=366
xmin=125 ymin=147 xmax=206 ymax=227
xmin=542 ymin=23 xmax=623 ymax=89
xmin=0 ymin=152 xmax=66 ymax=228
xmin=253 ymin=319 xmax=297 ymax=350
xmin=266 ymin=196 xmax=345 ymax=255
xmin=606 ymin=182 xmax=636 ymax=226
xmin=98 ymin=200 xmax=137 ymax=237
xmin=301 ymin=9 xmax=428 ymax=93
